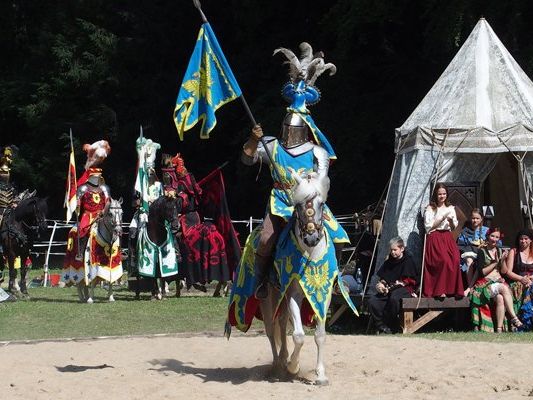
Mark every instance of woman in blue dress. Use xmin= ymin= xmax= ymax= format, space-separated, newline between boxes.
xmin=457 ymin=208 xmax=489 ymax=295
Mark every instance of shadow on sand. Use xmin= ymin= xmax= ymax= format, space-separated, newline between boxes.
xmin=147 ymin=358 xmax=302 ymax=385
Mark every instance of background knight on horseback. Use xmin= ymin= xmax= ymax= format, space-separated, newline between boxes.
xmin=62 ymin=139 xmax=123 ymax=302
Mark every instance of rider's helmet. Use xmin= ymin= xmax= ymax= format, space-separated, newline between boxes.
xmin=86 ymin=168 xmax=104 ymax=187
xmin=274 ymin=42 xmax=337 ymax=158
xmin=280 ymin=112 xmax=309 ymax=148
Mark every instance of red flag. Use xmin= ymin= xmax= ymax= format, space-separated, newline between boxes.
xmin=64 ymin=148 xmax=77 ymax=222
xmin=198 ymin=168 xmax=241 ymax=276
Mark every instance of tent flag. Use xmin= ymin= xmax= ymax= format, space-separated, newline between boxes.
xmin=64 ymin=138 xmax=77 ymax=223
xmin=174 ymin=22 xmax=242 ymax=140
xmin=198 ymin=168 xmax=241 ymax=276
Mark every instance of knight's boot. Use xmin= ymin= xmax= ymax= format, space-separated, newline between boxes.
xmin=254 ymin=254 xmax=271 ymax=299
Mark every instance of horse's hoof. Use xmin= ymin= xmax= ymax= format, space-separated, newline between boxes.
xmin=287 ymin=363 xmax=300 ymax=376
xmin=315 ymin=378 xmax=329 ymax=386
xmin=87 ymin=298 xmax=94 ymax=304
xmin=108 ymin=295 xmax=115 ymax=302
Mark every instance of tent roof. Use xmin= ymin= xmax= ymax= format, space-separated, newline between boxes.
xmin=397 ymin=19 xmax=533 ymax=154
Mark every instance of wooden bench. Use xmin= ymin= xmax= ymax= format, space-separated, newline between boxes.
xmin=401 ymin=297 xmax=470 ymax=334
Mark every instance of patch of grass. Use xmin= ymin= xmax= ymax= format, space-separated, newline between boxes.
xmin=0 ymin=285 xmax=231 ymax=341
xmin=415 ymin=331 xmax=533 ymax=343
xmin=2 ymin=270 xmax=532 ymax=343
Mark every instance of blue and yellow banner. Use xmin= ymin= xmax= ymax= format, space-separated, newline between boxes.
xmin=174 ymin=23 xmax=242 ymax=140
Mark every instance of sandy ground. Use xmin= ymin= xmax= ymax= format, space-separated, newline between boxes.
xmin=1 ymin=333 xmax=532 ymax=400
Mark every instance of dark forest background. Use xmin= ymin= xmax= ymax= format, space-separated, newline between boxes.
xmin=2 ymin=0 xmax=533 ymax=222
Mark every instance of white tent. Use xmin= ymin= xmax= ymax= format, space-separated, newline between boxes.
xmin=376 ymin=18 xmax=533 ymax=272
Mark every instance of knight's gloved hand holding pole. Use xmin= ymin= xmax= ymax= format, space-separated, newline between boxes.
xmin=243 ymin=125 xmax=263 ymax=158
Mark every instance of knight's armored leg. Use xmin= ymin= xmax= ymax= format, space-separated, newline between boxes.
xmin=254 ymin=253 xmax=272 ymax=299
xmin=76 ymin=235 xmax=89 ymax=261
xmin=254 ymin=213 xmax=283 ymax=299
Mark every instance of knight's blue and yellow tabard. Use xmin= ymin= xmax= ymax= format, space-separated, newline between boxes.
xmin=274 ymin=223 xmax=357 ymax=322
xmin=226 ymin=227 xmax=261 ymax=333
xmin=268 ymin=141 xmax=349 ymax=244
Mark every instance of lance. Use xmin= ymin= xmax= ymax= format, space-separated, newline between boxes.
xmin=191 ymin=0 xmax=293 ymax=206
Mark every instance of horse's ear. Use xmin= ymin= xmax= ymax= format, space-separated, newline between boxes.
xmin=118 ymin=197 xmax=123 ymax=205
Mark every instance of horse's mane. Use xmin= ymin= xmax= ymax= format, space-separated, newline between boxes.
xmin=291 ymin=173 xmax=330 ymax=204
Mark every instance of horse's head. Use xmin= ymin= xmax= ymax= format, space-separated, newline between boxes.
xmin=15 ymin=196 xmax=48 ymax=238
xmin=152 ymin=195 xmax=180 ymax=231
xmin=290 ymin=170 xmax=330 ymax=247
xmin=107 ymin=197 xmax=123 ymax=240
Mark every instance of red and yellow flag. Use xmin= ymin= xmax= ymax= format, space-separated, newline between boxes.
xmin=64 ymin=146 xmax=77 ymax=222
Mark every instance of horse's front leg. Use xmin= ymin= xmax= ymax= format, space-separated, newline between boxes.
xmin=277 ymin=299 xmax=289 ymax=370
xmin=260 ymin=287 xmax=281 ymax=371
xmin=77 ymin=283 xmax=86 ymax=302
xmin=7 ymin=255 xmax=19 ymax=294
xmin=19 ymin=257 xmax=29 ymax=295
xmin=287 ymin=282 xmax=305 ymax=376
xmin=108 ymin=280 xmax=115 ymax=302
xmin=86 ymin=281 xmax=95 ymax=304
xmin=213 ymin=281 xmax=222 ymax=297
xmin=314 ymin=318 xmax=328 ymax=385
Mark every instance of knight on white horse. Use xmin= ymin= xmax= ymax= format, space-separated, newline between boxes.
xmin=227 ymin=42 xmax=358 ymax=384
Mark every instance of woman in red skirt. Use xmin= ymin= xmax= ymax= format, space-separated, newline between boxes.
xmin=423 ymin=183 xmax=464 ymax=298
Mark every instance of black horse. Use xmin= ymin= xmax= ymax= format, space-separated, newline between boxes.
xmin=133 ymin=195 xmax=181 ymax=299
xmin=0 ymin=196 xmax=47 ymax=296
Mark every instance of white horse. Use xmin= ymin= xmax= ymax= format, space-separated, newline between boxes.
xmin=227 ymin=171 xmax=353 ymax=384
xmin=278 ymin=170 xmax=333 ymax=385
xmin=78 ymin=198 xmax=124 ymax=303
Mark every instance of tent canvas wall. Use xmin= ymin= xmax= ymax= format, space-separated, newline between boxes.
xmin=377 ymin=18 xmax=533 ymax=275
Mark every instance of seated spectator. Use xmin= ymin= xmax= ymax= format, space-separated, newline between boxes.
xmin=457 ymin=208 xmax=490 ymax=296
xmin=502 ymin=229 xmax=533 ymax=331
xmin=422 ymin=182 xmax=464 ymax=298
xmin=368 ymin=237 xmax=418 ymax=334
xmin=469 ymin=227 xmax=523 ymax=333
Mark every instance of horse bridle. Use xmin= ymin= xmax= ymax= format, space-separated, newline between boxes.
xmin=297 ymin=193 xmax=324 ymax=240
xmin=100 ymin=204 xmax=123 ymax=243
xmin=22 ymin=201 xmax=45 ymax=237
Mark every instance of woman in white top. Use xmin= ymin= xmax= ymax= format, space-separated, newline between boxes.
xmin=422 ymin=183 xmax=464 ymax=298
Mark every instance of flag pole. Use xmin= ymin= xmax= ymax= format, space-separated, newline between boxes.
xmin=191 ymin=0 xmax=292 ymax=205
